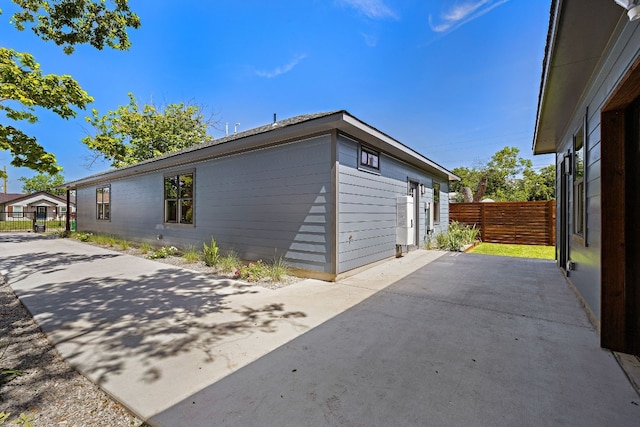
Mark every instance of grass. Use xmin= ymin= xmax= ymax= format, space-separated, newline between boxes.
xmin=468 ymin=243 xmax=555 ymax=260
xmin=0 ymin=219 xmax=66 ymax=232
xmin=217 ymin=251 xmax=241 ymax=273
xmin=182 ymin=246 xmax=201 ymax=263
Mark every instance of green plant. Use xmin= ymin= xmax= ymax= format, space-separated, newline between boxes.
xmin=56 ymin=229 xmax=71 ymax=238
xmin=217 ymin=251 xmax=241 ymax=273
xmin=0 ymin=412 xmax=34 ymax=426
xmin=1 ymin=343 xmax=24 ymax=386
xmin=138 ymin=242 xmax=153 ymax=254
xmin=182 ymin=245 xmax=201 ymax=263
xmin=118 ymin=239 xmax=130 ymax=250
xmin=203 ymin=238 xmax=220 ymax=267
xmin=234 ymin=261 xmax=267 ymax=282
xmin=74 ymin=232 xmax=93 ymax=242
xmin=0 ymin=342 xmax=33 ymax=427
xmin=147 ymin=246 xmax=178 ymax=259
xmin=268 ymin=255 xmax=290 ymax=281
xmin=435 ymin=221 xmax=480 ymax=251
xmin=93 ymin=234 xmax=117 ymax=247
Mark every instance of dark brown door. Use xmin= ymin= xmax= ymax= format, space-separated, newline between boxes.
xmin=626 ymin=96 xmax=640 ymax=355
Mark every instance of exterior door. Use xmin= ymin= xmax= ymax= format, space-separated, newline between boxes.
xmin=410 ymin=182 xmax=420 ymax=248
xmin=625 ymin=96 xmax=640 ymax=355
xmin=36 ymin=206 xmax=47 ymax=221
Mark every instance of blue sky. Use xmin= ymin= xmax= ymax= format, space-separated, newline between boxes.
xmin=2 ymin=0 xmax=553 ymax=193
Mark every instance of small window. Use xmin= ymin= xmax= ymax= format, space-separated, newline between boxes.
xmin=164 ymin=173 xmax=194 ymax=224
xmin=433 ymin=182 xmax=441 ymax=224
xmin=573 ymin=126 xmax=585 ymax=237
xmin=96 ymin=186 xmax=110 ymax=220
xmin=360 ymin=146 xmax=380 ymax=170
xmin=12 ymin=205 xmax=23 ymax=218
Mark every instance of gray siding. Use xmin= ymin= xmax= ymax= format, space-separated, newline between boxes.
xmin=76 ymin=135 xmax=334 ymax=273
xmin=554 ymin=22 xmax=640 ymax=319
xmin=337 ymin=135 xmax=448 ymax=273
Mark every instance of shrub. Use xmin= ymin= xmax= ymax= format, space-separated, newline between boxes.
xmin=56 ymin=229 xmax=71 ymax=238
xmin=138 ymin=242 xmax=153 ymax=254
xmin=182 ymin=245 xmax=201 ymax=264
xmin=434 ymin=221 xmax=480 ymax=252
xmin=203 ymin=238 xmax=220 ymax=267
xmin=234 ymin=260 xmax=269 ymax=282
xmin=233 ymin=256 xmax=291 ymax=282
xmin=147 ymin=246 xmax=178 ymax=259
xmin=74 ymin=232 xmax=93 ymax=242
xmin=268 ymin=255 xmax=290 ymax=281
xmin=217 ymin=251 xmax=241 ymax=273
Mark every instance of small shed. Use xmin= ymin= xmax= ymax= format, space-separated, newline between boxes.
xmin=65 ymin=111 xmax=458 ymax=279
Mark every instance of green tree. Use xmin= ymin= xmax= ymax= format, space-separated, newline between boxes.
xmin=82 ymin=93 xmax=215 ymax=168
xmin=18 ymin=170 xmax=66 ymax=196
xmin=525 ymin=164 xmax=555 ymax=201
xmin=452 ymin=146 xmax=555 ymax=202
xmin=0 ymin=0 xmax=141 ymax=179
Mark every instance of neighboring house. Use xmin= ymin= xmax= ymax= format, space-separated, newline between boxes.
xmin=64 ymin=111 xmax=458 ymax=279
xmin=533 ymin=1 xmax=640 ymax=355
xmin=0 ymin=191 xmax=76 ymax=221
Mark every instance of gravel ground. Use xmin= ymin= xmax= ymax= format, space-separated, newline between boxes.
xmin=0 ymin=240 xmax=300 ymax=426
xmin=0 ymin=275 xmax=147 ymax=426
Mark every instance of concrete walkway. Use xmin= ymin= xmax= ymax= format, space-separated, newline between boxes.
xmin=1 ymin=234 xmax=639 ymax=426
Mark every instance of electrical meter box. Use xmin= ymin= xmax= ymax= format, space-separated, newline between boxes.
xmin=396 ymin=196 xmax=415 ymax=246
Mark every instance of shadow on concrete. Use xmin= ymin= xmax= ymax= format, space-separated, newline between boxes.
xmin=2 ymin=251 xmax=122 ymax=285
xmin=151 ymin=254 xmax=640 ymax=427
xmin=0 ymin=232 xmax=58 ymax=244
xmin=1 ymin=247 xmax=308 ymax=410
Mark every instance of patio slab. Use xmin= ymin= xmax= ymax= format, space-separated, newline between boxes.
xmin=1 ymin=234 xmax=639 ymax=426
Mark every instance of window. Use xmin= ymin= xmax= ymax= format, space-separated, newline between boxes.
xmin=165 ymin=173 xmax=193 ymax=224
xmin=360 ymin=146 xmax=380 ymax=171
xmin=573 ymin=126 xmax=585 ymax=237
xmin=12 ymin=205 xmax=23 ymax=218
xmin=433 ymin=182 xmax=440 ymax=224
xmin=96 ymin=186 xmax=110 ymax=220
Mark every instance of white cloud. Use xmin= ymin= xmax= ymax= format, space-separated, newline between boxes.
xmin=255 ymin=54 xmax=308 ymax=79
xmin=361 ymin=33 xmax=378 ymax=47
xmin=337 ymin=0 xmax=398 ymax=20
xmin=429 ymin=0 xmax=508 ymax=34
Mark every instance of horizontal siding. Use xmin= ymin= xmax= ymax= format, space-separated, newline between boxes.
xmin=553 ymin=20 xmax=640 ymax=319
xmin=76 ymin=135 xmax=334 ymax=273
xmin=337 ymin=135 xmax=448 ymax=273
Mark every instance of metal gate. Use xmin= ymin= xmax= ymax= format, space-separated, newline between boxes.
xmin=0 ymin=209 xmax=66 ymax=233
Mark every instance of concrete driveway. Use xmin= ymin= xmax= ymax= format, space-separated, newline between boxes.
xmin=1 ymin=234 xmax=639 ymax=426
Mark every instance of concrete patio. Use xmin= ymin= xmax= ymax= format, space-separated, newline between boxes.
xmin=1 ymin=234 xmax=638 ymax=426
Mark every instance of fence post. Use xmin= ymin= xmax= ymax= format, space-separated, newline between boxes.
xmin=480 ymin=203 xmax=486 ymax=242
xmin=547 ymin=200 xmax=556 ymax=246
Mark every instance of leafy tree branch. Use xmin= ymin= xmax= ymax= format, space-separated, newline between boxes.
xmin=6 ymin=0 xmax=141 ymax=54
xmin=0 ymin=0 xmax=140 ymax=179
xmin=83 ymin=93 xmax=216 ymax=168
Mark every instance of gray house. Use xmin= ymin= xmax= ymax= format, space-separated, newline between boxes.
xmin=533 ymin=0 xmax=640 ymax=355
xmin=66 ymin=111 xmax=457 ymax=280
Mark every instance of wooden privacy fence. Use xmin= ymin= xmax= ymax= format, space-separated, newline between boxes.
xmin=449 ymin=201 xmax=555 ymax=246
